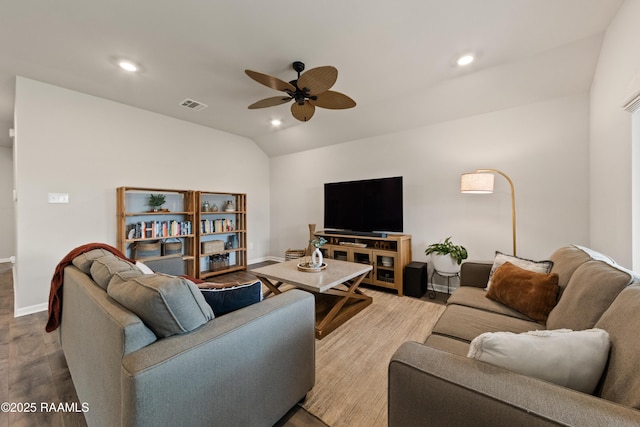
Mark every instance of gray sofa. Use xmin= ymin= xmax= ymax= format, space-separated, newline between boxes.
xmin=59 ymin=250 xmax=315 ymax=427
xmin=389 ymin=245 xmax=640 ymax=426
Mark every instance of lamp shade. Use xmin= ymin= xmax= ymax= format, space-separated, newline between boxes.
xmin=461 ymin=173 xmax=494 ymax=193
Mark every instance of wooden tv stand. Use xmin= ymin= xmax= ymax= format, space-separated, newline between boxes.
xmin=315 ymin=231 xmax=412 ymax=296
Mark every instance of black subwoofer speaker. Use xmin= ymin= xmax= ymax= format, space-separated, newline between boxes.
xmin=404 ymin=262 xmax=427 ymax=298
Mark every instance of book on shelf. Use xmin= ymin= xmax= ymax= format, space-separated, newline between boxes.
xmin=200 ymin=219 xmax=235 ymax=234
xmin=127 ymin=220 xmax=192 ymax=239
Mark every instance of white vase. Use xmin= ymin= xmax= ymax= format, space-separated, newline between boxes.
xmin=431 ymin=253 xmax=460 ymax=276
xmin=311 ymin=247 xmax=323 ymax=268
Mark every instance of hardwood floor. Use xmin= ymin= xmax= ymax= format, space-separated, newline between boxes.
xmin=0 ymin=261 xmax=326 ymax=427
xmin=0 ymin=262 xmax=85 ymax=427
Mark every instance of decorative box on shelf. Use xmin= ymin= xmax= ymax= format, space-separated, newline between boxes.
xmin=202 ymin=240 xmax=225 ymax=254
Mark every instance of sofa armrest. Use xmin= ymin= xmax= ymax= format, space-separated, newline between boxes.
xmin=121 ymin=289 xmax=315 ymax=427
xmin=459 ymin=261 xmax=492 ymax=288
xmin=389 ymin=341 xmax=640 ymax=427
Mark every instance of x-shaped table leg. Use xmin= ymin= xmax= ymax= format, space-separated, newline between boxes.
xmin=259 ymin=277 xmax=284 ymax=297
xmin=316 ymin=271 xmax=370 ymax=335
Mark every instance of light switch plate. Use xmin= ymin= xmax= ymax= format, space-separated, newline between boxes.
xmin=48 ymin=193 xmax=69 ymax=204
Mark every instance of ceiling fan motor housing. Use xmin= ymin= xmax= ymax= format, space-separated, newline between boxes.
xmin=292 ymin=61 xmax=305 ymax=74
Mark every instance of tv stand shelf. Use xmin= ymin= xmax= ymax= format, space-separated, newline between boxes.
xmin=315 ymin=231 xmax=411 ymax=296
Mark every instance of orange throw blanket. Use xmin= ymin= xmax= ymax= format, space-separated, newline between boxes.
xmin=46 ymin=243 xmax=134 ymax=332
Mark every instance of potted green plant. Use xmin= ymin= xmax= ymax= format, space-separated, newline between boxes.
xmin=147 ymin=194 xmax=166 ymax=212
xmin=425 ymin=236 xmax=468 ymax=274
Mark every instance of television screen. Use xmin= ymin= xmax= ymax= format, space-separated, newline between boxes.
xmin=324 ymin=176 xmax=403 ymax=233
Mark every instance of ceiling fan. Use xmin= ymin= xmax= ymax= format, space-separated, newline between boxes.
xmin=245 ymin=61 xmax=356 ymax=122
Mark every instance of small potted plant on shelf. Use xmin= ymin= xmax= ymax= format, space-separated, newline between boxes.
xmin=425 ymin=236 xmax=468 ymax=275
xmin=147 ymin=194 xmax=166 ymax=212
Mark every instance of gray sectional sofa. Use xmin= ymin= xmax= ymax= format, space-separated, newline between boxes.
xmin=389 ymin=245 xmax=640 ymax=426
xmin=58 ymin=249 xmax=315 ymax=427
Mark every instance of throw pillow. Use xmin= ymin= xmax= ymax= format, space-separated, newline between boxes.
xmin=107 ymin=273 xmax=214 ymax=338
xmin=486 ymin=262 xmax=559 ymax=322
xmin=90 ymin=256 xmax=139 ymax=290
xmin=135 ymin=260 xmax=154 ymax=274
xmin=199 ymin=280 xmax=264 ymax=316
xmin=467 ymin=328 xmax=610 ymax=394
xmin=486 ymin=251 xmax=553 ymax=290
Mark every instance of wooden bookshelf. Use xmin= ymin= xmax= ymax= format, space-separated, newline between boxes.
xmin=117 ymin=188 xmax=248 ymax=279
xmin=196 ymin=191 xmax=247 ymax=279
xmin=116 ymin=187 xmax=197 ymax=277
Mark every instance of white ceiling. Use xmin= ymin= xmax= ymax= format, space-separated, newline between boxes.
xmin=0 ymin=0 xmax=623 ymax=156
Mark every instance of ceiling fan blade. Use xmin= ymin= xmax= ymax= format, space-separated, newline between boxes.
xmin=248 ymin=96 xmax=292 ymax=109
xmin=291 ymin=101 xmax=315 ymax=122
xmin=297 ymin=66 xmax=338 ymax=95
xmin=312 ymin=91 xmax=356 ymax=109
xmin=245 ymin=69 xmax=296 ymax=92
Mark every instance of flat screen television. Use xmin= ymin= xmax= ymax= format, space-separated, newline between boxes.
xmin=324 ymin=176 xmax=403 ymax=234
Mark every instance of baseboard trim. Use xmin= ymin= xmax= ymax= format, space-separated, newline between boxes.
xmin=14 ymin=302 xmax=48 ymax=317
xmin=429 ymin=282 xmax=459 ymax=295
xmin=248 ymin=256 xmax=282 ymax=264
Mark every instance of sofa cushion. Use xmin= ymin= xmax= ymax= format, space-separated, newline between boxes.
xmin=467 ymin=328 xmax=610 ymax=394
xmin=546 ymin=260 xmax=633 ymax=330
xmin=199 ymin=280 xmax=263 ymax=316
xmin=90 ymin=256 xmax=139 ymax=290
xmin=107 ymin=273 xmax=214 ymax=338
xmin=486 ymin=251 xmax=553 ymax=290
xmin=486 ymin=262 xmax=559 ymax=322
xmin=109 ymin=269 xmax=145 ymax=287
xmin=72 ymin=249 xmax=117 ymax=274
xmin=447 ymin=287 xmax=535 ymax=321
xmin=594 ymin=284 xmax=640 ymax=409
xmin=549 ymin=245 xmax=593 ymax=293
xmin=424 ymin=334 xmax=470 ymax=357
xmin=140 ymin=255 xmax=185 ymax=276
xmin=431 ymin=304 xmax=544 ymax=343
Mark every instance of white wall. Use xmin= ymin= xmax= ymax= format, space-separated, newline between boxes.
xmin=13 ymin=77 xmax=270 ymax=314
xmin=0 ymin=145 xmax=15 ymax=260
xmin=589 ymin=0 xmax=640 ymax=268
xmin=270 ymin=94 xmax=590 ymax=267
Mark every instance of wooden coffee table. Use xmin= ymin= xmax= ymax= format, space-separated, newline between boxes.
xmin=252 ymin=259 xmax=373 ymax=339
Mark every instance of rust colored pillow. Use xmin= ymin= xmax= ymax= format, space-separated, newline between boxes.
xmin=486 ymin=262 xmax=559 ymax=322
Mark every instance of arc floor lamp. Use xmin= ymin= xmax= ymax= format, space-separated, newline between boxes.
xmin=460 ymin=169 xmax=517 ymax=256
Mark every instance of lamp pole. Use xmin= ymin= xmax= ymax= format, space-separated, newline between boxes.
xmin=475 ymin=169 xmax=516 ymax=256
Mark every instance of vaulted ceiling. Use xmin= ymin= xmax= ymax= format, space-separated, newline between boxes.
xmin=0 ymin=0 xmax=623 ymax=156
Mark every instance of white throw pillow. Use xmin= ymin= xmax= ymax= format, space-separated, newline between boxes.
xmin=467 ymin=328 xmax=610 ymax=394
xmin=136 ymin=260 xmax=154 ymax=274
xmin=486 ymin=251 xmax=553 ymax=290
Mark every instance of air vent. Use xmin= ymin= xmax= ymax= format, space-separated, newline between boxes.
xmin=179 ymin=98 xmax=208 ymax=111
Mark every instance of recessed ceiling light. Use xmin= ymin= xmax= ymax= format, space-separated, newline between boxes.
xmin=457 ymin=54 xmax=475 ymax=66
xmin=118 ymin=61 xmax=138 ymax=72
xmin=271 ymin=119 xmax=282 ymax=126
xmin=457 ymin=54 xmax=475 ymax=67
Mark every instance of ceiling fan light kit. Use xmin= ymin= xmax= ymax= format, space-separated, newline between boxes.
xmin=245 ymin=61 xmax=356 ymax=122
